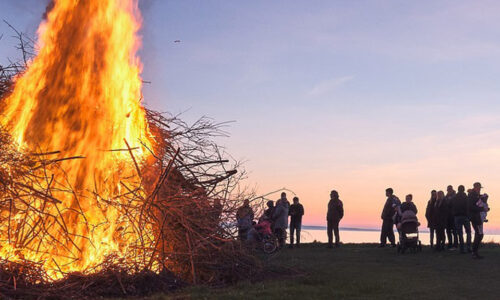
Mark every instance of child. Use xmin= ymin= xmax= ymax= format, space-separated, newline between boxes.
xmin=254 ymin=216 xmax=272 ymax=237
xmin=477 ymin=193 xmax=490 ymax=223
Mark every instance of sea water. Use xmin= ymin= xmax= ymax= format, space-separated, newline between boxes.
xmin=298 ymin=226 xmax=500 ymax=245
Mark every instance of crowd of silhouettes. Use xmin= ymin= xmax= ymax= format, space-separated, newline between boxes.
xmin=236 ymin=183 xmax=489 ymax=258
xmin=236 ymin=192 xmax=304 ymax=249
xmin=381 ymin=182 xmax=490 ymax=259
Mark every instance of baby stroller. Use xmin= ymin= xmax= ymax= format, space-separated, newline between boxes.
xmin=261 ymin=233 xmax=278 ymax=254
xmin=397 ymin=210 xmax=422 ymax=254
xmin=252 ymin=218 xmax=279 ymax=254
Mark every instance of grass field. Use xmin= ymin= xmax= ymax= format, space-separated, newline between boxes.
xmin=153 ymin=242 xmax=500 ymax=299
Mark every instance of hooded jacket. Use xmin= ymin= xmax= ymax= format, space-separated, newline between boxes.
xmin=272 ymin=199 xmax=290 ymax=229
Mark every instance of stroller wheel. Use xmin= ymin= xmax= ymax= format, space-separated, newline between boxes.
xmin=263 ymin=241 xmax=277 ymax=254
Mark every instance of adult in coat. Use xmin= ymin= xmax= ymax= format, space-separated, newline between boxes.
xmin=452 ymin=185 xmax=472 ymax=253
xmin=288 ymin=196 xmax=304 ymax=248
xmin=425 ymin=190 xmax=437 ymax=248
xmin=380 ymin=188 xmax=399 ymax=247
xmin=272 ymin=192 xmax=290 ymax=249
xmin=236 ymin=199 xmax=254 ymax=241
xmin=445 ymin=185 xmax=458 ymax=249
xmin=469 ymin=182 xmax=487 ymax=259
xmin=326 ymin=190 xmax=344 ymax=248
xmin=433 ymin=191 xmax=448 ymax=251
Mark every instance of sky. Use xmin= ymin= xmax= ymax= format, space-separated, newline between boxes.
xmin=1 ymin=1 xmax=500 ymax=231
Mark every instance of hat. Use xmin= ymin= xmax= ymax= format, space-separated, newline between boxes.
xmin=473 ymin=182 xmax=483 ymax=189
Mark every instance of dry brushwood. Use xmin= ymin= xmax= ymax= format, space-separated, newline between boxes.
xmin=0 ymin=26 xmax=260 ymax=299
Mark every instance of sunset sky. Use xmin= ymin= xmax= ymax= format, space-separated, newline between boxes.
xmin=2 ymin=1 xmax=500 ymax=231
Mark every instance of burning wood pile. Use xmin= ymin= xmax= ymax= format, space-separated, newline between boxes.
xmin=0 ymin=0 xmax=258 ymax=298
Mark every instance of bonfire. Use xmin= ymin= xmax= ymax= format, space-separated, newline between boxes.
xmin=0 ymin=0 xmax=258 ymax=298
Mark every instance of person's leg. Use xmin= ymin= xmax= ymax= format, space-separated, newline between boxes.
xmin=472 ymin=223 xmax=484 ymax=257
xmin=289 ymin=223 xmax=295 ymax=246
xmin=435 ymin=229 xmax=441 ymax=250
xmin=455 ymin=216 xmax=465 ymax=252
xmin=327 ymin=220 xmax=333 ymax=247
xmin=453 ymin=226 xmax=459 ymax=248
xmin=274 ymin=228 xmax=282 ymax=248
xmin=441 ymin=228 xmax=446 ymax=250
xmin=438 ymin=228 xmax=446 ymax=251
xmin=445 ymin=226 xmax=451 ymax=248
xmin=380 ymin=220 xmax=388 ymax=246
xmin=430 ymin=228 xmax=434 ymax=248
xmin=465 ymin=219 xmax=472 ymax=252
xmin=387 ymin=220 xmax=395 ymax=246
xmin=296 ymin=222 xmax=301 ymax=246
xmin=334 ymin=220 xmax=340 ymax=246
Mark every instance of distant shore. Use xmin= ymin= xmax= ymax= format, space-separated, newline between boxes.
xmin=302 ymin=225 xmax=500 ymax=235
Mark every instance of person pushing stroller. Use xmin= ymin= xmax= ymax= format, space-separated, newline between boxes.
xmin=396 ymin=195 xmax=422 ymax=253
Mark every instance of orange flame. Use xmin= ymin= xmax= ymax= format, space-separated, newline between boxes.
xmin=0 ymin=0 xmax=155 ymax=277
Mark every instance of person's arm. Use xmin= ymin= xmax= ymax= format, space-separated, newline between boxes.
xmin=425 ymin=202 xmax=431 ymax=220
xmin=469 ymin=196 xmax=483 ymax=213
xmin=339 ymin=201 xmax=344 ymax=220
xmin=381 ymin=199 xmax=391 ymax=219
xmin=300 ymin=204 xmax=304 ymax=216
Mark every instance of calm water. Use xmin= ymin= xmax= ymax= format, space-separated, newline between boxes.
xmin=297 ymin=227 xmax=500 ymax=245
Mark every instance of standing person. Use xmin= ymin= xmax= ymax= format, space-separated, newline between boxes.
xmin=445 ymin=185 xmax=458 ymax=249
xmin=380 ymin=188 xmax=398 ymax=248
xmin=272 ymin=192 xmax=290 ymax=249
xmin=401 ymin=194 xmax=417 ymax=214
xmin=236 ymin=199 xmax=254 ymax=241
xmin=452 ymin=185 xmax=472 ymax=254
xmin=264 ymin=200 xmax=275 ymax=220
xmin=433 ymin=191 xmax=448 ymax=251
xmin=288 ymin=197 xmax=304 ymax=248
xmin=425 ymin=190 xmax=437 ymax=248
xmin=326 ymin=190 xmax=344 ymax=248
xmin=469 ymin=182 xmax=487 ymax=259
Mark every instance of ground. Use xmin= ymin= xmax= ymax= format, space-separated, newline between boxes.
xmin=152 ymin=242 xmax=500 ymax=299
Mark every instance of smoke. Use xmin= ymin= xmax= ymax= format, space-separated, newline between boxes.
xmin=42 ymin=1 xmax=55 ymax=20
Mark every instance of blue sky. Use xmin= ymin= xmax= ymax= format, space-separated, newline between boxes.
xmin=2 ymin=1 xmax=500 ymax=227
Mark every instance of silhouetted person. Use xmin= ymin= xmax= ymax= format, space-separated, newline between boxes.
xmin=326 ymin=190 xmax=344 ymax=248
xmin=469 ymin=182 xmax=487 ymax=259
xmin=272 ymin=192 xmax=290 ymax=249
xmin=236 ymin=199 xmax=254 ymax=241
xmin=425 ymin=190 xmax=437 ymax=248
xmin=445 ymin=185 xmax=458 ymax=249
xmin=288 ymin=196 xmax=304 ymax=248
xmin=400 ymin=194 xmax=417 ymax=214
xmin=452 ymin=185 xmax=472 ymax=253
xmin=264 ymin=200 xmax=275 ymax=220
xmin=380 ymin=188 xmax=398 ymax=247
xmin=433 ymin=191 xmax=448 ymax=251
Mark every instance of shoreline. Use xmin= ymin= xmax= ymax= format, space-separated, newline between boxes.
xmin=302 ymin=225 xmax=500 ymax=235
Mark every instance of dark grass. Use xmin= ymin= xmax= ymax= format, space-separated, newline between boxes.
xmin=149 ymin=242 xmax=500 ymax=300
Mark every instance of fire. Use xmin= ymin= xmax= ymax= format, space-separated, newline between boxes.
xmin=0 ymin=0 xmax=155 ymax=278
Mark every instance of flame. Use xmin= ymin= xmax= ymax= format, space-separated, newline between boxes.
xmin=0 ymin=0 xmax=155 ymax=277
